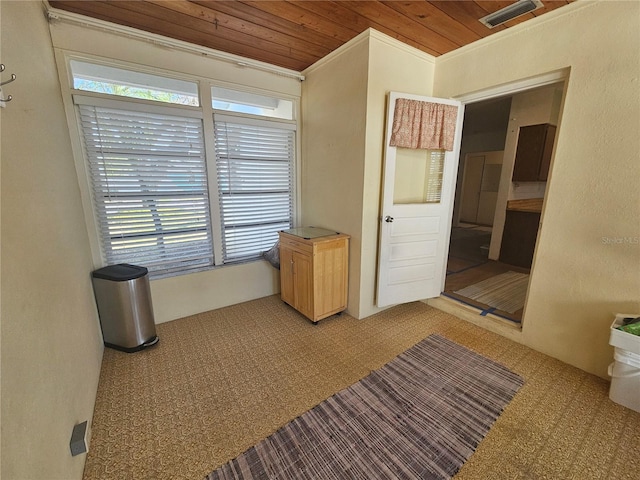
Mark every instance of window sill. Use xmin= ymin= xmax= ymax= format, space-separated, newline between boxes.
xmin=148 ymin=257 xmax=273 ymax=281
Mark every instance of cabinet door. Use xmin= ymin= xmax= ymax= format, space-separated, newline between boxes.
xmin=279 ymin=246 xmax=295 ymax=307
xmin=293 ymin=251 xmax=313 ymax=319
xmin=537 ymin=125 xmax=556 ymax=181
xmin=499 ymin=210 xmax=540 ymax=268
xmin=513 ymin=124 xmax=556 ymax=182
xmin=314 ymin=239 xmax=349 ymax=317
xmin=512 ymin=124 xmax=547 ymax=181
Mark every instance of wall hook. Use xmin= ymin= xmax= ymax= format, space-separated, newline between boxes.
xmin=0 ymin=63 xmax=16 ymax=106
xmin=1 ymin=73 xmax=16 ymax=87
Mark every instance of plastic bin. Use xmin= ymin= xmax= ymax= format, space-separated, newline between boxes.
xmin=91 ymin=264 xmax=159 ymax=352
xmin=608 ymin=313 xmax=640 ymax=412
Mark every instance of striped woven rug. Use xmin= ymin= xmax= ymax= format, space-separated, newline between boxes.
xmin=206 ymin=334 xmax=524 ymax=480
xmin=454 ymin=271 xmax=529 ymax=314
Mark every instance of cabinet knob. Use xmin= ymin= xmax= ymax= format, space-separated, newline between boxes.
xmin=384 ymin=215 xmax=394 ymax=223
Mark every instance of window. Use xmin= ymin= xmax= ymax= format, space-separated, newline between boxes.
xmin=214 ymin=116 xmax=295 ymax=262
xmin=212 ymin=86 xmax=294 ymax=120
xmin=77 ymin=100 xmax=214 ymax=275
xmin=393 ymin=149 xmax=445 ymax=204
xmin=70 ymin=59 xmax=297 ymax=277
xmin=71 ymin=60 xmax=199 ymax=106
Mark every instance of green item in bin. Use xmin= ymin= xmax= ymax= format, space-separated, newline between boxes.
xmin=617 ymin=318 xmax=640 ymax=336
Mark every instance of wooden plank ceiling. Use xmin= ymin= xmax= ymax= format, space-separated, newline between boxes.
xmin=48 ymin=1 xmax=574 ymax=71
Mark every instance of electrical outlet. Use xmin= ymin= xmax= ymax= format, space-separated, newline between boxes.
xmin=70 ymin=421 xmax=88 ymax=456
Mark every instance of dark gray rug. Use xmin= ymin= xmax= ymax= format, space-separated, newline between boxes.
xmin=206 ymin=334 xmax=524 ymax=480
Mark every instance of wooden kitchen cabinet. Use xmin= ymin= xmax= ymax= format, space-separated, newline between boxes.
xmin=512 ymin=123 xmax=556 ymax=182
xmin=279 ymin=227 xmax=350 ymax=323
xmin=499 ymin=209 xmax=540 ymax=268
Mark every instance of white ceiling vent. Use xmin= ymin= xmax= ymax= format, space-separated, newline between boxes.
xmin=479 ymin=0 xmax=544 ymax=29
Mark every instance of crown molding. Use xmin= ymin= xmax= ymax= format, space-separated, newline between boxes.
xmin=303 ymin=28 xmax=435 ymax=76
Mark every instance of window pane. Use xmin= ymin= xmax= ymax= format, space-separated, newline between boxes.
xmin=71 ymin=60 xmax=199 ymax=106
xmin=78 ymin=104 xmax=214 ymax=275
xmin=214 ymin=119 xmax=294 ymax=262
xmin=212 ymin=86 xmax=293 ymax=120
xmin=393 ymin=149 xmax=445 ymax=204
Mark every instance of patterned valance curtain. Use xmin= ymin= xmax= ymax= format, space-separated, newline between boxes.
xmin=389 ymin=98 xmax=458 ymax=151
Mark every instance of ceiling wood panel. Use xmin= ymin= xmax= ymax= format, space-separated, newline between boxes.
xmin=191 ymin=1 xmax=344 ymax=51
xmin=381 ymin=1 xmax=481 ymax=47
xmin=144 ymin=0 xmax=330 ymax=60
xmin=244 ymin=1 xmax=360 ymax=43
xmin=333 ymin=1 xmax=459 ymax=54
xmin=48 ymin=0 xmax=574 ymax=71
xmin=428 ymin=1 xmax=508 ymax=36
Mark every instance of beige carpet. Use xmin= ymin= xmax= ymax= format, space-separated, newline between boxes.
xmin=83 ymin=295 xmax=640 ymax=480
xmin=207 ymin=334 xmax=523 ymax=479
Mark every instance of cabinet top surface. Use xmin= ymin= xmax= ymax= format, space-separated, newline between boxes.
xmin=281 ymin=227 xmax=347 ymax=240
xmin=506 ymin=198 xmax=543 ymax=213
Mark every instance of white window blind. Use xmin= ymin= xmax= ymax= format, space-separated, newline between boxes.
xmin=425 ymin=150 xmax=445 ymax=203
xmin=214 ymin=117 xmax=294 ymax=262
xmin=78 ymin=103 xmax=214 ymax=275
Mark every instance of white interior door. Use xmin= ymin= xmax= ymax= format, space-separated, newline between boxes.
xmin=376 ymin=92 xmax=464 ymax=307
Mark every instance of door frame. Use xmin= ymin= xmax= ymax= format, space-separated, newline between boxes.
xmin=448 ymin=68 xmax=569 ymax=324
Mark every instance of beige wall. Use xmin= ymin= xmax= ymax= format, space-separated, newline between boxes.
xmin=48 ymin=17 xmax=301 ymax=324
xmin=301 ymin=34 xmax=370 ymax=319
xmin=434 ymin=0 xmax=640 ymax=378
xmin=151 ymin=262 xmax=279 ymax=323
xmin=301 ymin=30 xmax=436 ymax=318
xmin=1 ymin=2 xmax=104 ymax=479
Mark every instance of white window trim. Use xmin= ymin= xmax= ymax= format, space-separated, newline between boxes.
xmin=55 ymin=50 xmax=301 ymax=277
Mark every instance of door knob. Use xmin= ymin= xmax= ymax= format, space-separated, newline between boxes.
xmin=385 ymin=215 xmax=394 ymax=223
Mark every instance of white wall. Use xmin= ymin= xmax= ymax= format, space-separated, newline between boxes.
xmin=48 ymin=17 xmax=301 ymax=323
xmin=301 ymin=30 xmax=436 ymax=319
xmin=1 ymin=2 xmax=104 ymax=479
xmin=434 ymin=0 xmax=640 ymax=378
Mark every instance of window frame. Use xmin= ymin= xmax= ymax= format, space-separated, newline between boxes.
xmin=55 ymin=51 xmax=300 ymax=278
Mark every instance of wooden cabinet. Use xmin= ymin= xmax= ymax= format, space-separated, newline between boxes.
xmin=512 ymin=123 xmax=556 ymax=182
xmin=499 ymin=210 xmax=540 ymax=268
xmin=279 ymin=227 xmax=350 ymax=323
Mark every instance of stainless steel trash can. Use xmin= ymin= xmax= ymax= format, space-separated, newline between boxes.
xmin=91 ymin=264 xmax=159 ymax=352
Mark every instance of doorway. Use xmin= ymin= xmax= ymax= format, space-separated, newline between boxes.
xmin=443 ymin=80 xmax=566 ymax=325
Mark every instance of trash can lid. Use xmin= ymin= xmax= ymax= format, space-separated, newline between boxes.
xmin=92 ymin=264 xmax=148 ymax=281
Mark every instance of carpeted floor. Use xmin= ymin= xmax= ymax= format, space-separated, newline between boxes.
xmin=207 ymin=334 xmax=523 ymax=479
xmin=83 ymin=296 xmax=640 ymax=480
